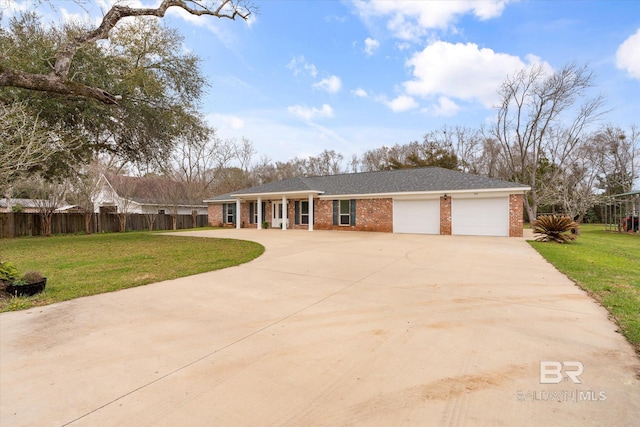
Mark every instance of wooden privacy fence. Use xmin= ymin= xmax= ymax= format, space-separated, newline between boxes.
xmin=0 ymin=213 xmax=209 ymax=238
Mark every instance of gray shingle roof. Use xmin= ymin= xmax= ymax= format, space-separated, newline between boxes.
xmin=206 ymin=167 xmax=529 ymax=201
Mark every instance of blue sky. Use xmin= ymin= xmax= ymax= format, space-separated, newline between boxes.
xmin=5 ymin=0 xmax=640 ymax=164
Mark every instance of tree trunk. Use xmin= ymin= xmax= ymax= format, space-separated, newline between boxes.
xmin=43 ymin=214 xmax=52 ymax=237
xmin=118 ymin=214 xmax=127 ymax=232
xmin=84 ymin=212 xmax=92 ymax=234
xmin=524 ymin=197 xmax=537 ymax=224
xmin=171 ymin=215 xmax=177 ymax=230
xmin=145 ymin=214 xmax=155 ymax=231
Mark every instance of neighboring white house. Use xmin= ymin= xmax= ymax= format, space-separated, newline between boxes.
xmin=0 ymin=198 xmax=78 ymax=214
xmin=93 ymin=174 xmax=207 ymax=216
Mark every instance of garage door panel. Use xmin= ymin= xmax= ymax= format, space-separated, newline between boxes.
xmin=393 ymin=200 xmax=440 ymax=234
xmin=452 ymin=197 xmax=509 ymax=237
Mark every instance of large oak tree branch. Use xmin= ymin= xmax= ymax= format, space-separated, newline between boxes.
xmin=1 ymin=0 xmax=251 ymax=105
xmin=0 ymin=66 xmax=121 ymax=104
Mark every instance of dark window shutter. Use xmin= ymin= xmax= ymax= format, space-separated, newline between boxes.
xmin=313 ymin=201 xmax=316 ymax=224
xmin=232 ymin=204 xmax=236 ymax=225
xmin=294 ymin=201 xmax=300 ymax=225
xmin=249 ymin=202 xmax=254 ymax=224
xmin=261 ymin=202 xmax=266 ymax=224
xmin=222 ymin=204 xmax=227 ymax=223
xmin=350 ymin=199 xmax=356 ymax=226
xmin=333 ymin=200 xmax=338 ymax=225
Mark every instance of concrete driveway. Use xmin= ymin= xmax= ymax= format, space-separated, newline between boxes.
xmin=1 ymin=230 xmax=639 ymax=426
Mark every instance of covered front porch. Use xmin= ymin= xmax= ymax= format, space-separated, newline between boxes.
xmin=221 ymin=190 xmax=322 ymax=231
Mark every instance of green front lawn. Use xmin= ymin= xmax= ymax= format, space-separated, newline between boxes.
xmin=0 ymin=232 xmax=264 ymax=312
xmin=530 ymin=225 xmax=639 ymax=353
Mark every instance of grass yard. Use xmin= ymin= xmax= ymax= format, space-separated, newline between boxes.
xmin=530 ymin=224 xmax=640 ymax=353
xmin=0 ymin=232 xmax=264 ymax=312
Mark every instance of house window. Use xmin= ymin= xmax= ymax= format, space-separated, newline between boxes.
xmin=339 ymin=200 xmax=350 ymax=226
xmin=224 ymin=204 xmax=235 ymax=224
xmin=249 ymin=202 xmax=266 ymax=224
xmin=333 ymin=199 xmax=356 ymax=226
xmin=251 ymin=202 xmax=259 ymax=224
xmin=300 ymin=201 xmax=309 ymax=225
xmin=158 ymin=209 xmax=165 ymax=214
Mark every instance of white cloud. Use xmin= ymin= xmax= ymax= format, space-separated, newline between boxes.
xmin=364 ymin=37 xmax=380 ymax=56
xmin=288 ymin=104 xmax=334 ymax=121
xmin=287 ymin=55 xmax=318 ymax=78
xmin=209 ymin=113 xmax=245 ymax=130
xmin=2 ymin=0 xmax=29 ymax=15
xmin=616 ymin=28 xmax=640 ymax=80
xmin=403 ymin=41 xmax=549 ymax=108
xmin=352 ymin=88 xmax=368 ymax=97
xmin=313 ymin=75 xmax=342 ymax=93
xmin=431 ymin=96 xmax=460 ymax=117
xmin=354 ymin=0 xmax=509 ymax=40
xmin=387 ymin=95 xmax=419 ymax=112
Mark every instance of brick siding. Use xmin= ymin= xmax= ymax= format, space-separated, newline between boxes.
xmin=440 ymin=196 xmax=452 ymax=235
xmin=312 ymin=198 xmax=392 ymax=232
xmin=209 ymin=193 xmax=526 ymax=237
xmin=509 ymin=194 xmax=525 ymax=237
xmin=207 ymin=204 xmax=222 ymax=226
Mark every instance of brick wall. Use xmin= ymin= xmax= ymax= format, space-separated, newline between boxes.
xmin=287 ymin=201 xmax=307 ymax=230
xmin=312 ymin=198 xmax=393 ymax=232
xmin=208 ymin=204 xmax=222 ymax=226
xmin=208 ymin=193 xmax=526 ymax=237
xmin=440 ymin=196 xmax=451 ymax=235
xmin=509 ymin=193 xmax=525 ymax=237
xmin=355 ymin=198 xmax=393 ymax=232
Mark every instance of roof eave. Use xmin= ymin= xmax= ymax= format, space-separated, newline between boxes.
xmin=231 ymin=189 xmax=324 ymax=199
xmin=318 ymin=187 xmax=531 ymax=199
xmin=206 ymin=186 xmax=530 ymax=202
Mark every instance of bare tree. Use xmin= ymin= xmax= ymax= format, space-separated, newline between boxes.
xmin=162 ymin=133 xmax=253 ymax=203
xmin=492 ymin=63 xmax=605 ymax=220
xmin=0 ymin=102 xmax=79 ymax=194
xmin=592 ymin=125 xmax=639 ymax=195
xmin=305 ymin=149 xmax=346 ymax=176
xmin=540 ymin=138 xmax=601 ymax=221
xmin=107 ymin=174 xmax=138 ymax=232
xmin=143 ymin=211 xmax=158 ymax=231
xmin=431 ymin=126 xmax=485 ymax=174
xmin=360 ymin=145 xmax=391 ymax=172
xmin=348 ymin=154 xmax=361 ymax=173
xmin=249 ymin=155 xmax=278 ymax=185
xmin=31 ymin=176 xmax=68 ymax=237
xmin=0 ymin=0 xmax=253 ymax=104
xmin=157 ymin=179 xmax=184 ymax=230
xmin=68 ymin=161 xmax=106 ymax=234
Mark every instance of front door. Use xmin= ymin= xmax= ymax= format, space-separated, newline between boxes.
xmin=272 ymin=202 xmax=283 ymax=228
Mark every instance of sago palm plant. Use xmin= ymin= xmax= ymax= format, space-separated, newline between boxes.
xmin=531 ymin=215 xmax=580 ymax=243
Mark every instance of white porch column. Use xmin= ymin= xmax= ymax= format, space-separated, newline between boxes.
xmin=282 ymin=195 xmax=287 ymax=230
xmin=257 ymin=197 xmax=262 ymax=230
xmin=235 ymin=199 xmax=241 ymax=229
xmin=308 ymin=194 xmax=314 ymax=231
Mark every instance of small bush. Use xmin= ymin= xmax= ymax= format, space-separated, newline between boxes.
xmin=0 ymin=261 xmax=19 ymax=284
xmin=22 ymin=271 xmax=44 ymax=284
xmin=532 ymin=215 xmax=580 ymax=243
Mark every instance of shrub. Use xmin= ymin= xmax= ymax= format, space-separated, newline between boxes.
xmin=0 ymin=261 xmax=19 ymax=284
xmin=532 ymin=215 xmax=580 ymax=243
xmin=22 ymin=271 xmax=44 ymax=284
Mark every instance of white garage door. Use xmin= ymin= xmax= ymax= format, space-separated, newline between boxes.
xmin=393 ymin=199 xmax=440 ymax=234
xmin=452 ymin=197 xmax=509 ymax=236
